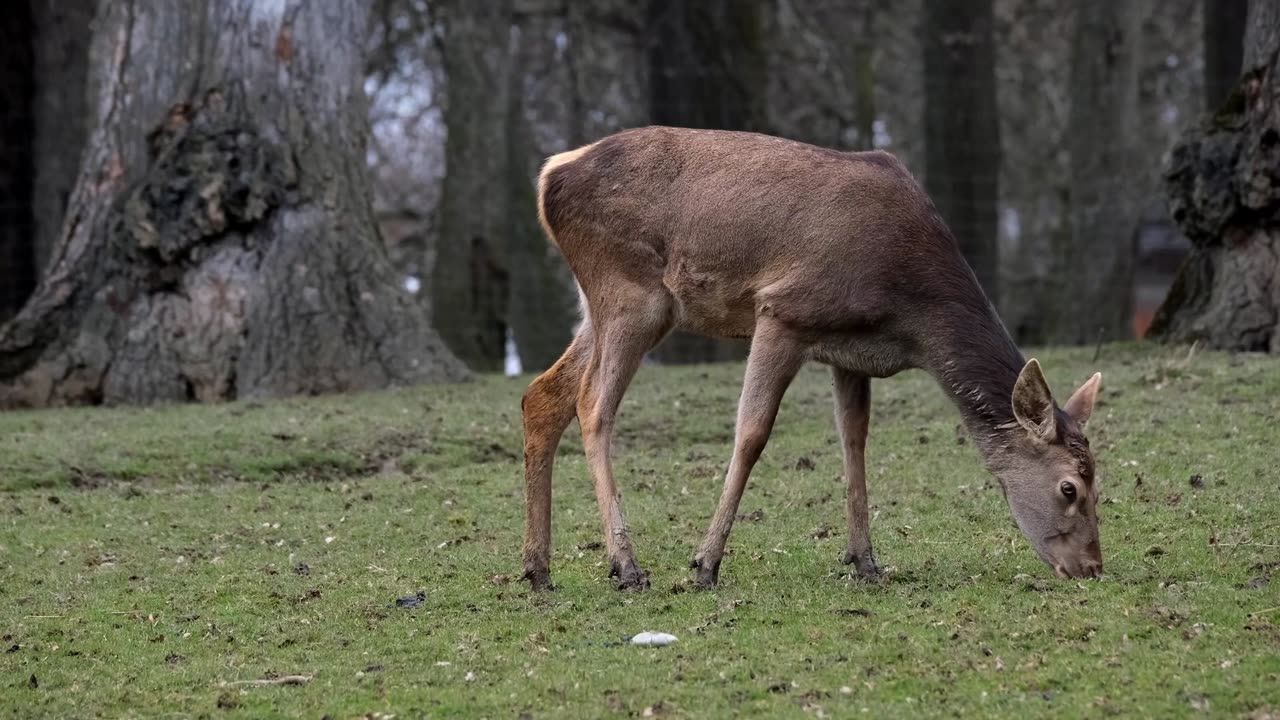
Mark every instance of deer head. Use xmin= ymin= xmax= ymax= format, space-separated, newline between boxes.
xmin=994 ymin=359 xmax=1103 ymax=579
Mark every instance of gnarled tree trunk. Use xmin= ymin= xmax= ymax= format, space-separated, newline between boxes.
xmin=1148 ymin=1 xmax=1280 ymax=352
xmin=0 ymin=0 xmax=467 ymax=408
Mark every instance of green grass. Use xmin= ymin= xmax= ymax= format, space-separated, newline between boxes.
xmin=1 ymin=342 xmax=1278 ymax=718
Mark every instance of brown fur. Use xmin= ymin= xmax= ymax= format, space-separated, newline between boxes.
xmin=521 ymin=126 xmax=1105 ymax=590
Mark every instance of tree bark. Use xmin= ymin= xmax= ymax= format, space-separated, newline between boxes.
xmin=1204 ymin=0 xmax=1249 ymax=111
xmin=646 ymin=0 xmax=765 ymax=364
xmin=922 ymin=0 xmax=1002 ymax=304
xmin=0 ymin=0 xmax=468 ymax=408
xmin=432 ymin=0 xmax=514 ymax=372
xmin=30 ymin=0 xmax=94 ymax=275
xmin=1148 ymin=1 xmax=1280 ymax=352
xmin=1043 ymin=2 xmax=1142 ymax=345
xmin=0 ymin=3 xmax=36 ymax=325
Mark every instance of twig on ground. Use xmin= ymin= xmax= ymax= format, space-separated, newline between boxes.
xmin=220 ymin=675 xmax=313 ymax=688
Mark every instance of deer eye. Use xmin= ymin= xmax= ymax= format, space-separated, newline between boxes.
xmin=1060 ymin=482 xmax=1077 ymax=501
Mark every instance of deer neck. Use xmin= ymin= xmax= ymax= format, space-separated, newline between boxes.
xmin=923 ymin=301 xmax=1026 ymax=462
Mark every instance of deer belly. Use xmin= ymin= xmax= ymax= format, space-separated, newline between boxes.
xmin=810 ymin=336 xmax=913 ymax=378
xmin=664 ymin=267 xmax=758 ymax=339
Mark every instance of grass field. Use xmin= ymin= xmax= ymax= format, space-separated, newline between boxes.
xmin=1 ymin=342 xmax=1278 ymax=718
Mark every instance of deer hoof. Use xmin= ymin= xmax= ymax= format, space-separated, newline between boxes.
xmin=521 ymin=566 xmax=554 ymax=592
xmin=841 ymin=549 xmax=882 ymax=580
xmin=690 ymin=555 xmax=721 ymax=588
xmin=610 ymin=559 xmax=650 ymax=591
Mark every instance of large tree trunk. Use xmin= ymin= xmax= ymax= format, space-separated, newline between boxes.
xmin=30 ymin=0 xmax=94 ymax=275
xmin=1148 ymin=1 xmax=1280 ymax=352
xmin=1043 ymin=2 xmax=1142 ymax=344
xmin=432 ymin=1 xmax=514 ymax=372
xmin=1205 ymin=0 xmax=1249 ymax=111
xmin=0 ymin=0 xmax=467 ymax=408
xmin=646 ymin=0 xmax=765 ymax=364
xmin=922 ymin=0 xmax=1002 ymax=304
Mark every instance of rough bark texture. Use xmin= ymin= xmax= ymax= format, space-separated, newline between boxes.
xmin=432 ymin=0 xmax=514 ymax=372
xmin=30 ymin=0 xmax=94 ymax=274
xmin=1043 ymin=2 xmax=1142 ymax=344
xmin=922 ymin=0 xmax=1002 ymax=304
xmin=0 ymin=2 xmax=36 ymax=324
xmin=646 ymin=0 xmax=765 ymax=364
xmin=1205 ymin=0 xmax=1249 ymax=110
xmin=1148 ymin=1 xmax=1280 ymax=352
xmin=0 ymin=0 xmax=468 ymax=408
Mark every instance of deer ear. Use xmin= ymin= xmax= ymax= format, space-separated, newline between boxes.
xmin=1012 ymin=358 xmax=1056 ymax=442
xmin=1063 ymin=372 xmax=1102 ymax=429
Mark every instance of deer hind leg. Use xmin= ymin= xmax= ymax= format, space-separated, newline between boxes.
xmin=691 ymin=319 xmax=806 ymax=587
xmin=521 ymin=328 xmax=593 ymax=591
xmin=577 ymin=281 xmax=676 ymax=590
xmin=833 ymin=368 xmax=881 ymax=579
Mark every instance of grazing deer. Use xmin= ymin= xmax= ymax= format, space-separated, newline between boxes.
xmin=520 ymin=126 xmax=1104 ymax=591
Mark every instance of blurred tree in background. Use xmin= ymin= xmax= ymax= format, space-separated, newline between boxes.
xmin=922 ymin=0 xmax=1001 ymax=303
xmin=0 ymin=0 xmax=1268 ymax=408
xmin=1043 ymin=2 xmax=1143 ymax=345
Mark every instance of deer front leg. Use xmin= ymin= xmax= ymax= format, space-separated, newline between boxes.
xmin=833 ymin=368 xmax=881 ymax=579
xmin=692 ymin=321 xmax=805 ymax=587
